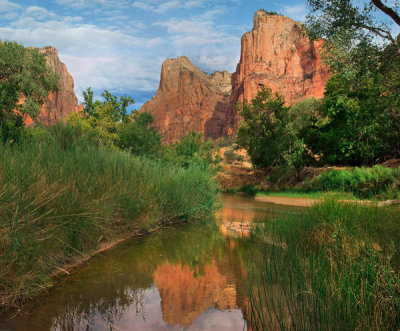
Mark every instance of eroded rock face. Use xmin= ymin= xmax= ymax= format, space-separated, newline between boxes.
xmin=26 ymin=47 xmax=82 ymax=125
xmin=226 ymin=10 xmax=330 ymax=133
xmin=140 ymin=56 xmax=232 ymax=143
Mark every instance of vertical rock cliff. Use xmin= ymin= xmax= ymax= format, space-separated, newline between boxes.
xmin=141 ymin=11 xmax=330 ymax=142
xmin=25 ymin=47 xmax=82 ymax=125
xmin=227 ymin=10 xmax=330 ymax=133
xmin=140 ymin=56 xmax=232 ymax=143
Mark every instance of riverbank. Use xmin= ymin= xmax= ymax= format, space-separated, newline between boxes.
xmin=248 ymin=199 xmax=400 ymax=330
xmin=0 ymin=140 xmax=218 ymax=311
xmin=216 ymin=148 xmax=400 ymax=202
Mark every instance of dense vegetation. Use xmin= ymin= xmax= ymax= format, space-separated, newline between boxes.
xmin=238 ymin=1 xmax=400 ymax=168
xmin=306 ymin=165 xmax=400 ymax=199
xmin=244 ymin=5 xmax=400 ymax=329
xmin=248 ymin=200 xmax=400 ymax=330
xmin=0 ymin=41 xmax=58 ymax=143
xmin=0 ymin=45 xmax=219 ymax=310
xmin=0 ymin=126 xmax=218 ymax=310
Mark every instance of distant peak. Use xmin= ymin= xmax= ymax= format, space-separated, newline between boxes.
xmin=253 ymin=9 xmax=290 ymax=29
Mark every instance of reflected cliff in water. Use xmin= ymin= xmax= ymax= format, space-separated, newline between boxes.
xmin=1 ymin=194 xmax=302 ymax=331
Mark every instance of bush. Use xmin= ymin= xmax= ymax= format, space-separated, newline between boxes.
xmin=306 ymin=165 xmax=400 ymax=198
xmin=223 ymin=146 xmax=243 ymax=164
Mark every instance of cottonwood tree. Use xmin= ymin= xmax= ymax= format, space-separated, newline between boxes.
xmin=0 ymin=41 xmax=58 ymax=123
xmin=304 ymin=0 xmax=400 ymax=164
xmin=306 ymin=0 xmax=400 ymax=46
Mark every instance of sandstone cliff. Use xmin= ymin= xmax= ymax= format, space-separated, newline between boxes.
xmin=26 ymin=47 xmax=82 ymax=125
xmin=142 ymin=11 xmax=330 ymax=142
xmin=140 ymin=56 xmax=232 ymax=143
xmin=227 ymin=10 xmax=330 ymax=133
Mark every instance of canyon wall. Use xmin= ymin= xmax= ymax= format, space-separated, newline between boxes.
xmin=143 ymin=10 xmax=330 ymax=142
xmin=226 ymin=10 xmax=330 ymax=133
xmin=26 ymin=47 xmax=82 ymax=125
xmin=141 ymin=56 xmax=232 ymax=143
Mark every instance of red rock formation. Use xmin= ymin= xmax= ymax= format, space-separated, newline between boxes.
xmin=154 ymin=261 xmax=237 ymax=327
xmin=140 ymin=56 xmax=232 ymax=143
xmin=25 ymin=47 xmax=82 ymax=126
xmin=227 ymin=10 xmax=330 ymax=133
xmin=141 ymin=11 xmax=330 ymax=141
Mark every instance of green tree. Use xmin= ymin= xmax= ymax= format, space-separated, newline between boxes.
xmin=310 ymin=75 xmax=390 ymax=165
xmin=304 ymin=1 xmax=400 ymax=164
xmin=0 ymin=41 xmax=58 ymax=141
xmin=306 ymin=0 xmax=400 ymax=46
xmin=237 ymin=88 xmax=309 ymax=169
xmin=117 ymin=111 xmax=161 ymax=156
xmin=67 ymin=88 xmax=135 ymax=148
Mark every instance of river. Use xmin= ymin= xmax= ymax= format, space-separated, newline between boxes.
xmin=1 ymin=194 xmax=303 ymax=331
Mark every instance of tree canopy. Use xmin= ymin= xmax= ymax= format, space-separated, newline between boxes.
xmin=0 ymin=41 xmax=58 ymax=123
xmin=306 ymin=0 xmax=400 ymax=46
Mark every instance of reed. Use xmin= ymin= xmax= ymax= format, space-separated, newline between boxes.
xmin=248 ymin=200 xmax=400 ymax=330
xmin=0 ymin=135 xmax=217 ymax=309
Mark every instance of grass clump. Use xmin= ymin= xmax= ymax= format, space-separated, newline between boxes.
xmin=0 ymin=131 xmax=217 ymax=310
xmin=248 ymin=200 xmax=400 ymax=330
xmin=306 ymin=165 xmax=400 ymax=199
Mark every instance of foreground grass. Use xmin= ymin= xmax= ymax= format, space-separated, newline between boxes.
xmin=0 ymin=141 xmax=217 ymax=310
xmin=248 ymin=200 xmax=400 ymax=330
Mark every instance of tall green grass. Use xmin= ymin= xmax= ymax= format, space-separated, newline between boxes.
xmin=305 ymin=166 xmax=400 ymax=199
xmin=248 ymin=200 xmax=400 ymax=330
xmin=0 ymin=134 xmax=217 ymax=310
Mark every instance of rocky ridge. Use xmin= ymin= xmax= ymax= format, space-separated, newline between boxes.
xmin=25 ymin=47 xmax=82 ymax=125
xmin=142 ymin=10 xmax=330 ymax=142
xmin=226 ymin=10 xmax=330 ymax=133
xmin=141 ymin=56 xmax=232 ymax=143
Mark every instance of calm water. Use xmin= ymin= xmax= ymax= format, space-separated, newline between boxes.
xmin=0 ymin=194 xmax=302 ymax=331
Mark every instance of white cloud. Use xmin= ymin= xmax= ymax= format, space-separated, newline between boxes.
xmin=1 ymin=0 xmax=245 ymax=104
xmin=25 ymin=6 xmax=57 ymax=20
xmin=56 ymin=0 xmax=129 ymax=8
xmin=0 ymin=0 xmax=21 ymax=12
xmin=283 ymin=4 xmax=307 ymax=21
xmin=0 ymin=0 xmax=21 ymax=20
xmin=132 ymin=0 xmax=207 ymax=13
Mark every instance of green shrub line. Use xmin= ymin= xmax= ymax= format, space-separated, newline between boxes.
xmin=0 ymin=136 xmax=218 ymax=310
xmin=305 ymin=165 xmax=400 ymax=199
xmin=248 ymin=199 xmax=400 ymax=330
xmin=226 ymin=165 xmax=400 ymax=201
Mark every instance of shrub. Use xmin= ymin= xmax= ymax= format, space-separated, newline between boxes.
xmin=306 ymin=165 xmax=400 ymax=198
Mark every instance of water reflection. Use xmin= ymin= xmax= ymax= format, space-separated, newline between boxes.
xmin=0 ymin=194 xmax=302 ymax=331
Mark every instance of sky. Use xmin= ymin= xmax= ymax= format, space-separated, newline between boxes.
xmin=0 ymin=0 xmax=396 ymax=108
xmin=0 ymin=0 xmax=312 ymax=107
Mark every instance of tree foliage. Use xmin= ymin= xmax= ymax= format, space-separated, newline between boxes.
xmin=306 ymin=0 xmax=400 ymax=46
xmin=237 ymin=88 xmax=309 ymax=169
xmin=303 ymin=0 xmax=400 ymax=165
xmin=117 ymin=111 xmax=161 ymax=156
xmin=67 ymin=88 xmax=135 ymax=148
xmin=67 ymin=88 xmax=161 ymax=155
xmin=164 ymin=132 xmax=214 ymax=168
xmin=0 ymin=41 xmax=58 ymax=143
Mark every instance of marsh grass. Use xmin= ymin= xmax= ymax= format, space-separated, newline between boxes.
xmin=0 ymin=137 xmax=217 ymax=310
xmin=248 ymin=200 xmax=400 ymax=330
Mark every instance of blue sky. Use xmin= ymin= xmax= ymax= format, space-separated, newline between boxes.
xmin=0 ymin=0 xmax=397 ymax=108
